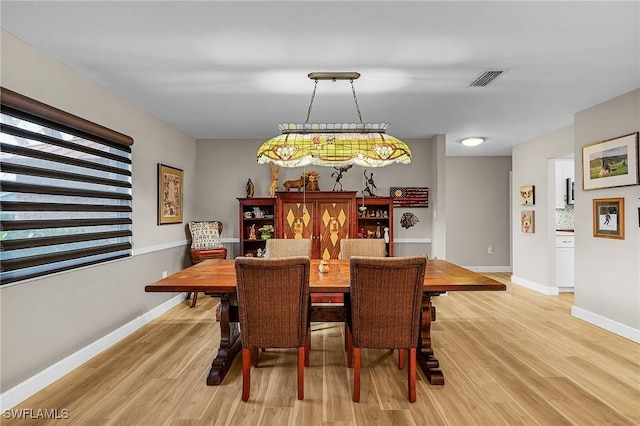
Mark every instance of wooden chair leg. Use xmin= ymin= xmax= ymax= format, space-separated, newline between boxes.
xmin=353 ymin=347 xmax=361 ymax=402
xmin=304 ymin=329 xmax=310 ymax=367
xmin=190 ymin=292 xmax=198 ymax=308
xmin=408 ymin=347 xmax=416 ymax=403
xmin=252 ymin=348 xmax=259 ymax=367
xmin=398 ymin=349 xmax=405 ymax=369
xmin=297 ymin=347 xmax=305 ymax=400
xmin=346 ymin=326 xmax=353 ymax=368
xmin=242 ymin=348 xmax=251 ymax=402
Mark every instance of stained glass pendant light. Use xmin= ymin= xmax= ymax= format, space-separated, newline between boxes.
xmin=257 ymin=72 xmax=412 ymax=168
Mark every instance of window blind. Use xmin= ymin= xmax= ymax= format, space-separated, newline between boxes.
xmin=0 ymin=88 xmax=133 ymax=285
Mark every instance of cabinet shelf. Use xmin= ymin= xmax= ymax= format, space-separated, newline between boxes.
xmin=356 ymin=197 xmax=394 ymax=256
xmin=238 ymin=197 xmax=276 ymax=257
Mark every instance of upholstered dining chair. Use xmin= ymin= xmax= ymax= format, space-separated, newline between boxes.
xmin=234 ymin=256 xmax=311 ymax=402
xmin=346 ymin=256 xmax=426 ymax=403
xmin=264 ymin=238 xmax=313 ymax=351
xmin=186 ymin=221 xmax=227 ymax=307
xmin=265 ymin=238 xmax=312 ymax=258
xmin=339 ymin=238 xmax=386 ymax=259
xmin=340 ymin=238 xmax=386 ymax=352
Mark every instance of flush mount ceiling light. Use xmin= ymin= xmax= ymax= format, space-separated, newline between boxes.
xmin=256 ymin=72 xmax=411 ymax=168
xmin=460 ymin=137 xmax=485 ymax=147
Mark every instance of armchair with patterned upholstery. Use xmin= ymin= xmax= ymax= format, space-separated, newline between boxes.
xmin=186 ymin=221 xmax=227 ymax=307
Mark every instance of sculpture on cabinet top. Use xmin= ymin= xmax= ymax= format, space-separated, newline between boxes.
xmin=269 ymin=164 xmax=280 ymax=198
xmin=305 ymin=170 xmax=320 ymax=191
xmin=246 ymin=178 xmax=254 ymax=198
xmin=331 ymin=165 xmax=352 ymax=191
xmin=362 ymin=169 xmax=377 ymax=197
xmin=283 ymin=170 xmax=320 ymax=192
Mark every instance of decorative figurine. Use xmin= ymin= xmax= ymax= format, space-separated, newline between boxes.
xmin=384 ymin=227 xmax=390 ymax=243
xmin=269 ymin=164 xmax=280 ymax=198
xmin=253 ymin=207 xmax=264 ymax=218
xmin=248 ymin=224 xmax=257 ymax=240
xmin=246 ymin=178 xmax=254 ymax=198
xmin=318 ymin=260 xmax=329 ymax=273
xmin=256 ymin=248 xmax=264 ymax=257
xmin=305 ymin=170 xmax=320 ymax=191
xmin=283 ymin=175 xmax=306 ymax=192
xmin=258 ymin=224 xmax=274 ymax=240
xmin=331 ymin=165 xmax=352 ymax=191
xmin=362 ymin=169 xmax=377 ymax=197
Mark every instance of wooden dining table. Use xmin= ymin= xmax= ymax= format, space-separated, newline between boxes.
xmin=145 ymin=258 xmax=506 ymax=386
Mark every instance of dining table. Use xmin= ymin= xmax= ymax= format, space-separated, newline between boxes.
xmin=145 ymin=258 xmax=506 ymax=386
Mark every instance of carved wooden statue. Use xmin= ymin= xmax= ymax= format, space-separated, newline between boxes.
xmin=269 ymin=164 xmax=280 ymax=198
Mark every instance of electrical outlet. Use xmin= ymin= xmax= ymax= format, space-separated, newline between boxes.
xmin=162 ymin=271 xmax=168 ymax=278
xmin=487 ymin=246 xmax=493 ymax=254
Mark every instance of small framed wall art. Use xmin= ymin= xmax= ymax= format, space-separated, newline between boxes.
xmin=593 ymin=197 xmax=624 ymax=239
xmin=521 ymin=210 xmax=535 ymax=233
xmin=158 ymin=163 xmax=184 ymax=225
xmin=519 ymin=185 xmax=535 ymax=206
xmin=582 ymin=132 xmax=639 ymax=190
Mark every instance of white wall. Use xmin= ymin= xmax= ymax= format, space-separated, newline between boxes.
xmin=512 ymin=89 xmax=639 ymax=341
xmin=573 ymin=89 xmax=640 ymax=340
xmin=446 ymin=157 xmax=512 ymax=270
xmin=0 ymin=31 xmax=198 ymax=398
xmin=512 ymin=126 xmax=574 ymax=294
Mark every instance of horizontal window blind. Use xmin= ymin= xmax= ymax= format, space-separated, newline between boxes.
xmin=1 ymin=88 xmax=133 ymax=285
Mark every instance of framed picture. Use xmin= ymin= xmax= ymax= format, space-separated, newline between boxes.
xmin=593 ymin=197 xmax=624 ymax=239
xmin=519 ymin=185 xmax=535 ymax=205
xmin=582 ymin=132 xmax=639 ymax=190
xmin=521 ymin=210 xmax=535 ymax=233
xmin=158 ymin=163 xmax=183 ymax=225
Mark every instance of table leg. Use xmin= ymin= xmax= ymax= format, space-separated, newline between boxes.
xmin=417 ymin=293 xmax=444 ymax=385
xmin=207 ymin=293 xmax=241 ymax=385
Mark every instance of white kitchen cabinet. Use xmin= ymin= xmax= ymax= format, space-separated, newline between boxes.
xmin=556 ymin=234 xmax=575 ymax=290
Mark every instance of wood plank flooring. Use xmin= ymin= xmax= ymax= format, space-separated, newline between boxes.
xmin=5 ymin=273 xmax=639 ymax=425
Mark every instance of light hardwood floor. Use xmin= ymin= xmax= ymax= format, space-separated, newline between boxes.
xmin=6 ymin=273 xmax=640 ymax=425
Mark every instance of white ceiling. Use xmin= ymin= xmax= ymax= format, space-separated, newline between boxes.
xmin=1 ymin=1 xmax=638 ymax=156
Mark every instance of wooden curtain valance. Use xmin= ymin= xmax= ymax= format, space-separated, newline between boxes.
xmin=0 ymin=87 xmax=134 ymax=147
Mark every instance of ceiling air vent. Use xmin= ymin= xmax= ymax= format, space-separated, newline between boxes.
xmin=469 ymin=70 xmax=504 ymax=87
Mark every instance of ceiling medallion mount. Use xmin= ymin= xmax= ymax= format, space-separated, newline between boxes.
xmin=257 ymin=72 xmax=411 ymax=168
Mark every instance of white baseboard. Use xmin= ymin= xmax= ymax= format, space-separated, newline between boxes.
xmin=464 ymin=266 xmax=512 ymax=273
xmin=571 ymin=306 xmax=640 ymax=343
xmin=511 ymin=275 xmax=559 ymax=295
xmin=0 ymin=293 xmax=186 ymax=411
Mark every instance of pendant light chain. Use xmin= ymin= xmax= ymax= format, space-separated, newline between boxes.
xmin=305 ymin=78 xmax=363 ymax=124
xmin=305 ymin=79 xmax=319 ymax=124
xmin=351 ymin=79 xmax=363 ymax=124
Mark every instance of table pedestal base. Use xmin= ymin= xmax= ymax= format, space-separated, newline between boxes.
xmin=418 ymin=293 xmax=444 ymax=385
xmin=206 ymin=294 xmax=241 ymax=385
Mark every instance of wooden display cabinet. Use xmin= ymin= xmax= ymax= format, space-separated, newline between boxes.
xmin=275 ymin=191 xmax=357 ymax=260
xmin=237 ymin=198 xmax=276 ymax=257
xmin=356 ymin=196 xmax=394 ymax=256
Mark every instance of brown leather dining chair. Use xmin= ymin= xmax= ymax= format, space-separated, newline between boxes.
xmin=346 ymin=256 xmax=426 ymax=403
xmin=235 ymin=256 xmax=311 ymax=402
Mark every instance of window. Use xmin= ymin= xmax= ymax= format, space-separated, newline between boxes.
xmin=0 ymin=88 xmax=133 ymax=285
